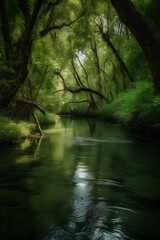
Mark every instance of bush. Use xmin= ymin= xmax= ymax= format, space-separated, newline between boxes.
xmin=101 ymin=82 xmax=160 ymax=128
xmin=0 ymin=116 xmax=32 ymax=142
xmin=35 ymin=112 xmax=59 ymax=126
xmin=60 ymin=102 xmax=89 ymax=115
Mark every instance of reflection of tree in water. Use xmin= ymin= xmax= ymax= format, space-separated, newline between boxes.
xmin=53 ymin=135 xmax=127 ymax=240
xmin=86 ymin=118 xmax=96 ymax=136
xmin=26 ymin=119 xmax=130 ymax=239
xmin=0 ymin=137 xmax=74 ymax=240
xmin=0 ymin=139 xmax=44 ymax=240
xmin=61 ymin=163 xmax=127 ymax=240
xmin=0 ymin=133 xmax=75 ymax=240
xmin=1 ymin=118 xmax=159 ymax=240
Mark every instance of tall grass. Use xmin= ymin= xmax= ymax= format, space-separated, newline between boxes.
xmin=101 ymin=82 xmax=160 ymax=130
xmin=0 ymin=116 xmax=33 ymax=142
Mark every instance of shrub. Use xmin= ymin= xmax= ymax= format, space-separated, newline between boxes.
xmin=35 ymin=112 xmax=59 ymax=126
xmin=0 ymin=116 xmax=32 ymax=142
xmin=101 ymin=82 xmax=160 ymax=128
xmin=60 ymin=102 xmax=89 ymax=115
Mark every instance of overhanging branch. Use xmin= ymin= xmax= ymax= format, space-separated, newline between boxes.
xmin=16 ymin=98 xmax=46 ymax=115
xmin=66 ymin=100 xmax=89 ymax=105
xmin=53 ymin=71 xmax=107 ymax=101
xmin=40 ymin=14 xmax=84 ymax=36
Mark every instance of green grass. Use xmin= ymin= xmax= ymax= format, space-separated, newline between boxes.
xmin=0 ymin=116 xmax=33 ymax=143
xmin=101 ymin=82 xmax=160 ymax=131
xmin=0 ymin=112 xmax=59 ymax=143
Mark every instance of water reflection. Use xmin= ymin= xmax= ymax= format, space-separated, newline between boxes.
xmin=67 ymin=160 xmax=131 ymax=240
xmin=71 ymin=163 xmax=93 ymax=221
xmin=0 ymin=117 xmax=160 ymax=240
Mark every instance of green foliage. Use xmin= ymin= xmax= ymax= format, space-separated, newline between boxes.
xmin=60 ymin=102 xmax=89 ymax=115
xmin=101 ymin=82 xmax=160 ymax=127
xmin=0 ymin=116 xmax=32 ymax=142
xmin=133 ymin=0 xmax=160 ymax=39
xmin=35 ymin=112 xmax=59 ymax=126
xmin=0 ymin=0 xmax=159 ymax=133
xmin=138 ymin=95 xmax=160 ymax=125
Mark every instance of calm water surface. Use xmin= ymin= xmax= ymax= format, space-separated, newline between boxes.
xmin=0 ymin=117 xmax=160 ymax=240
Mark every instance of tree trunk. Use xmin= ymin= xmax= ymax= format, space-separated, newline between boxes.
xmin=0 ymin=0 xmax=12 ymax=64
xmin=102 ymin=33 xmax=134 ymax=83
xmin=110 ymin=0 xmax=160 ymax=94
xmin=90 ymin=39 xmax=103 ymax=93
xmin=86 ymin=94 xmax=98 ymax=114
xmin=32 ymin=112 xmax=44 ymax=136
xmin=0 ymin=0 xmax=43 ymax=109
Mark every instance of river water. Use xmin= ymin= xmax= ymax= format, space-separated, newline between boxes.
xmin=0 ymin=117 xmax=160 ymax=240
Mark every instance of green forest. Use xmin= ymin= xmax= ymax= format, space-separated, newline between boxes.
xmin=1 ymin=0 xmax=160 ymax=141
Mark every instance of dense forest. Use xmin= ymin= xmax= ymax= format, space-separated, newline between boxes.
xmin=0 ymin=0 xmax=160 ymax=141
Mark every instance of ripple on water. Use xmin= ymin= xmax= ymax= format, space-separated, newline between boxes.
xmin=95 ymin=179 xmax=125 ymax=189
xmin=74 ymin=136 xmax=134 ymax=145
xmin=108 ymin=206 xmax=138 ymax=214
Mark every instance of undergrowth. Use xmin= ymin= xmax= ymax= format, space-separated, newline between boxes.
xmin=101 ymin=82 xmax=160 ymax=132
xmin=0 ymin=116 xmax=33 ymax=142
xmin=35 ymin=112 xmax=59 ymax=126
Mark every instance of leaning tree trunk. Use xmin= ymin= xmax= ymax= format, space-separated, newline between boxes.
xmin=101 ymin=33 xmax=134 ymax=83
xmin=110 ymin=0 xmax=160 ymax=94
xmin=0 ymin=0 xmax=43 ymax=109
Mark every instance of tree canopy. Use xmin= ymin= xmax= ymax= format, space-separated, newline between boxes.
xmin=0 ymin=0 xmax=160 ymax=122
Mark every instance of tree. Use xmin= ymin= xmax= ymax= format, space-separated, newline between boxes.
xmin=0 ymin=0 xmax=82 ymax=109
xmin=1 ymin=0 xmax=159 ymax=121
xmin=0 ymin=0 xmax=44 ymax=108
xmin=110 ymin=0 xmax=160 ymax=94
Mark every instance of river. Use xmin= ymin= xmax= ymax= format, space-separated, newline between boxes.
xmin=0 ymin=117 xmax=160 ymax=240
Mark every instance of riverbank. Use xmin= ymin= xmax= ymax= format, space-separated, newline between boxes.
xmin=101 ymin=82 xmax=160 ymax=137
xmin=1 ymin=82 xmax=160 ymax=143
xmin=0 ymin=116 xmax=33 ymax=143
xmin=60 ymin=82 xmax=160 ymax=138
xmin=0 ymin=113 xmax=59 ymax=144
xmin=1 ymin=117 xmax=160 ymax=240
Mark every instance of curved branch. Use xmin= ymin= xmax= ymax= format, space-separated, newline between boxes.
xmin=110 ymin=0 xmax=160 ymax=93
xmin=71 ymin=59 xmax=85 ymax=88
xmin=53 ymin=71 xmax=107 ymax=101
xmin=101 ymin=32 xmax=134 ymax=82
xmin=76 ymin=54 xmax=90 ymax=88
xmin=67 ymin=87 xmax=107 ymax=101
xmin=66 ymin=100 xmax=89 ymax=105
xmin=40 ymin=14 xmax=83 ymax=37
xmin=52 ymin=89 xmax=64 ymax=94
xmin=69 ymin=66 xmax=81 ymax=88
xmin=16 ymin=98 xmax=46 ymax=115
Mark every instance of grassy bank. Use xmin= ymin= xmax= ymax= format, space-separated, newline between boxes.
xmin=58 ymin=82 xmax=160 ymax=136
xmin=101 ymin=82 xmax=160 ymax=136
xmin=0 ymin=112 xmax=59 ymax=143
xmin=0 ymin=116 xmax=33 ymax=143
xmin=1 ymin=82 xmax=159 ymax=142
